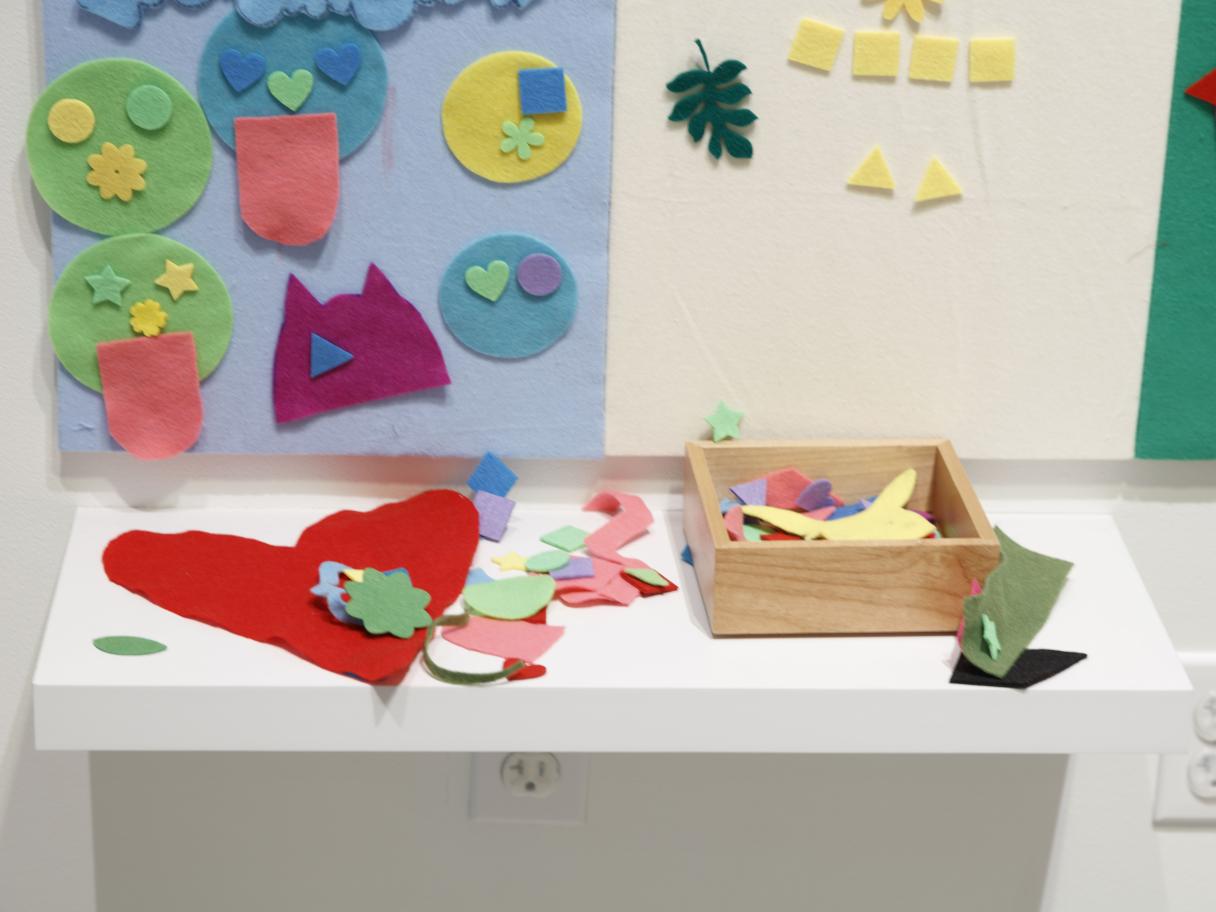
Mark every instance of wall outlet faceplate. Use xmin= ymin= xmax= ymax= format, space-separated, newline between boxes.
xmin=469 ymin=753 xmax=589 ymax=825
xmin=1154 ymin=653 xmax=1216 ymax=825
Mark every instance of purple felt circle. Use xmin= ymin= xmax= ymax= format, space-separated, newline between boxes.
xmin=517 ymin=253 xmax=563 ymax=298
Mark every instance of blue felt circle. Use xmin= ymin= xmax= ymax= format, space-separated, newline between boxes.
xmin=439 ymin=235 xmax=578 ymax=360
xmin=198 ymin=13 xmax=387 ymax=160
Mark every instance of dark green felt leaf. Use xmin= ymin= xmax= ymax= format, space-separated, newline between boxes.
xmin=666 ymin=69 xmax=711 ymax=93
xmin=961 ymin=528 xmax=1073 ymax=678
xmin=93 ymin=636 xmax=167 ymax=656
xmin=667 ymin=40 xmax=756 ymax=161
xmin=713 ymin=82 xmax=752 ymax=105
xmin=712 ymin=59 xmax=747 ymax=84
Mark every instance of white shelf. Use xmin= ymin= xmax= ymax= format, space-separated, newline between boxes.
xmin=33 ymin=497 xmax=1191 ymax=753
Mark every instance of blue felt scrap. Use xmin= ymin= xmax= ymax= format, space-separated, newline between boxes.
xmin=518 ymin=66 xmax=568 ymax=115
xmin=219 ymin=48 xmax=265 ymax=93
xmin=719 ymin=497 xmax=738 ymax=515
xmin=550 ymin=556 xmax=594 ymax=580
xmin=315 ymin=42 xmax=361 ymax=86
xmin=80 ymin=0 xmax=540 ymax=31
xmin=309 ymin=333 xmax=354 ymax=379
xmin=729 ymin=478 xmax=767 ymax=506
xmin=198 ymin=13 xmax=388 ymax=160
xmin=310 ymin=562 xmax=410 ymax=625
xmin=468 ymin=452 xmax=518 ymax=497
xmin=830 ymin=498 xmax=873 ymax=519
xmin=473 ymin=489 xmax=515 ymax=542
xmin=681 ymin=545 xmax=693 ymax=566
xmin=466 ymin=568 xmax=493 ymax=586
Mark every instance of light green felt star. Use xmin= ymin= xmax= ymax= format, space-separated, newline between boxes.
xmin=344 ymin=569 xmax=433 ymax=638
xmin=705 ymin=400 xmax=744 ymax=442
xmin=981 ymin=613 xmax=1001 ymax=660
xmin=84 ymin=264 xmax=131 ymax=307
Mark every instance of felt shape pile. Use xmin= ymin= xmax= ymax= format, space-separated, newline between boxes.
xmin=722 ymin=467 xmax=939 ymax=543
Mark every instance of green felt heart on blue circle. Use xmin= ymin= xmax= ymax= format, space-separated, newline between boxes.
xmin=465 ymin=260 xmax=510 ymax=302
xmin=267 ymin=69 xmax=314 ymax=111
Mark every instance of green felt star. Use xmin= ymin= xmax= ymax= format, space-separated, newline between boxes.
xmin=344 ymin=569 xmax=433 ymax=638
xmin=84 ymin=264 xmax=131 ymax=307
xmin=705 ymin=400 xmax=744 ymax=443
xmin=981 ymin=613 xmax=1001 ymax=660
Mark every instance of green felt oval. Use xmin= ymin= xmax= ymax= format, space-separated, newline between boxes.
xmin=93 ymin=635 xmax=167 ymax=656
xmin=463 ymin=575 xmax=555 ymax=621
xmin=27 ymin=58 xmax=212 ymax=236
xmin=50 ymin=234 xmax=233 ymax=393
xmin=525 ymin=550 xmax=570 ymax=573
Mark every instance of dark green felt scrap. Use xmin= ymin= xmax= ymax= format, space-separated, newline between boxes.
xmin=1135 ymin=0 xmax=1216 ymax=458
xmin=961 ymin=528 xmax=1072 ymax=678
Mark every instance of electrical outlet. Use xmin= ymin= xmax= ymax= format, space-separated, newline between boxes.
xmin=469 ymin=753 xmax=588 ymax=824
xmin=1154 ymin=653 xmax=1216 ymax=825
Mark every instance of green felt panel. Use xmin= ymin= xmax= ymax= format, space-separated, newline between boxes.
xmin=93 ymin=635 xmax=166 ymax=656
xmin=961 ymin=528 xmax=1073 ymax=678
xmin=27 ymin=58 xmax=212 ymax=236
xmin=1136 ymin=0 xmax=1216 ymax=458
xmin=50 ymin=234 xmax=233 ymax=393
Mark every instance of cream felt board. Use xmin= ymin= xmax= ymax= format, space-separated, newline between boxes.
xmin=604 ymin=0 xmax=1180 ymax=459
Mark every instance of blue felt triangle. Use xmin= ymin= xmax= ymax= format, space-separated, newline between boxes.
xmin=310 ymin=333 xmax=354 ymax=378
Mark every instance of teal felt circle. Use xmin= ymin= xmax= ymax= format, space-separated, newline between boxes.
xmin=440 ymin=234 xmax=578 ymax=360
xmin=198 ymin=13 xmax=387 ymax=160
xmin=126 ymin=84 xmax=173 ymax=130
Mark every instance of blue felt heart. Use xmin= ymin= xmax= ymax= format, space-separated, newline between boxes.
xmin=314 ymin=43 xmax=362 ymax=87
xmin=220 ymin=48 xmax=267 ymax=94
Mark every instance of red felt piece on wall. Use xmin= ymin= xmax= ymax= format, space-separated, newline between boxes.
xmin=103 ymin=490 xmax=479 ymax=683
xmin=1186 ymin=67 xmax=1216 ymax=106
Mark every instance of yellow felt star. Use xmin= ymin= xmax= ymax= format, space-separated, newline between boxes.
xmin=155 ymin=260 xmax=198 ymax=301
xmin=866 ymin=0 xmax=940 ymax=25
xmin=492 ymin=551 xmax=527 ymax=572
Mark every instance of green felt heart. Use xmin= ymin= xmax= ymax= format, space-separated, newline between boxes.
xmin=267 ymin=69 xmax=314 ymax=112
xmin=465 ymin=260 xmax=510 ymax=302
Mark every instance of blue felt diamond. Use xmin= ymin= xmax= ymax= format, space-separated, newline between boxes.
xmin=310 ymin=333 xmax=354 ymax=379
xmin=468 ymin=451 xmax=517 ymax=497
xmin=518 ymin=67 xmax=567 ymax=115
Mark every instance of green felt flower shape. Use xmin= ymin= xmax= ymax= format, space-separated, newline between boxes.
xmin=344 ymin=569 xmax=433 ymax=638
xmin=500 ymin=118 xmax=545 ymax=161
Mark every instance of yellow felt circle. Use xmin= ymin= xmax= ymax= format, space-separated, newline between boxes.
xmin=47 ymin=98 xmax=95 ymax=144
xmin=442 ymin=51 xmax=582 ymax=184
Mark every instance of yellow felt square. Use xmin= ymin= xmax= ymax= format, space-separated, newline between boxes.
xmin=853 ymin=31 xmax=901 ymax=78
xmin=909 ymin=35 xmax=959 ymax=83
xmin=788 ymin=18 xmax=846 ymax=72
xmin=970 ymin=37 xmax=1016 ymax=83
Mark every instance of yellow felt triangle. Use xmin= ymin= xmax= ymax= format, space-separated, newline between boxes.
xmin=915 ymin=157 xmax=962 ymax=202
xmin=848 ymin=146 xmax=895 ymax=190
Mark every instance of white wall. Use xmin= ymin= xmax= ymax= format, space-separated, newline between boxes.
xmin=3 ymin=0 xmax=1216 ymax=910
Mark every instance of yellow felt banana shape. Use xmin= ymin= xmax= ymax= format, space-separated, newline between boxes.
xmin=740 ymin=468 xmax=936 ymax=541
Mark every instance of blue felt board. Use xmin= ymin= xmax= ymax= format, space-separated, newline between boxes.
xmin=467 ymin=451 xmax=517 ymax=497
xmin=518 ymin=66 xmax=566 ymax=115
xmin=439 ymin=234 xmax=575 ymax=359
xmin=48 ymin=0 xmax=614 ymax=457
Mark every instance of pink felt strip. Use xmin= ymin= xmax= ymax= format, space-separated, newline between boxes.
xmin=582 ymin=491 xmax=654 ymax=564
xmin=724 ymin=506 xmax=744 ymax=541
xmin=554 ymin=556 xmax=640 ymax=607
xmin=443 ymin=615 xmax=564 ymax=663
xmin=97 ymin=333 xmax=202 ymax=460
xmin=235 ymin=114 xmax=340 ymax=246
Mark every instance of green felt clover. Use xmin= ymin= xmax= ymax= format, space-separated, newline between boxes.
xmin=500 ymin=118 xmax=545 ymax=161
xmin=344 ymin=569 xmax=433 ymax=638
xmin=667 ymin=39 xmax=757 ymax=161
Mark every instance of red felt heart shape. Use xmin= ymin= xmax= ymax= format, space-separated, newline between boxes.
xmin=503 ymin=658 xmax=547 ymax=681
xmin=103 ymin=490 xmax=479 ymax=683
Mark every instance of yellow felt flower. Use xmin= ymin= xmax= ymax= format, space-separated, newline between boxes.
xmin=868 ymin=0 xmax=940 ymax=24
xmin=86 ymin=142 xmax=147 ymax=202
xmin=129 ymin=299 xmax=167 ymax=337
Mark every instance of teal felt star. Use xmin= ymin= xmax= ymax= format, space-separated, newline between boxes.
xmin=84 ymin=265 xmax=131 ymax=307
xmin=705 ymin=400 xmax=744 ymax=442
xmin=344 ymin=569 xmax=433 ymax=638
xmin=981 ymin=613 xmax=1001 ymax=660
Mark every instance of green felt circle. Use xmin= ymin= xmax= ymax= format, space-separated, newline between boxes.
xmin=50 ymin=235 xmax=233 ymax=392
xmin=27 ymin=59 xmax=212 ymax=236
xmin=126 ymin=84 xmax=173 ymax=131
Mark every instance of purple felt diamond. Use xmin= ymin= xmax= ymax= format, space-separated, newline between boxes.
xmin=473 ymin=490 xmax=515 ymax=542
xmin=730 ymin=478 xmax=767 ymax=506
xmin=550 ymin=556 xmax=594 ymax=580
xmin=795 ymin=479 xmax=834 ymax=511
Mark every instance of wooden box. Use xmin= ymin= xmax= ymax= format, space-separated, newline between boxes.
xmin=683 ymin=440 xmax=1001 ymax=636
